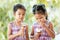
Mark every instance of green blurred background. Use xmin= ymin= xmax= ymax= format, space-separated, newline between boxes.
xmin=0 ymin=0 xmax=60 ymax=40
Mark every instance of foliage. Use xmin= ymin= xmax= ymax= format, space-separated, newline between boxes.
xmin=0 ymin=0 xmax=60 ymax=40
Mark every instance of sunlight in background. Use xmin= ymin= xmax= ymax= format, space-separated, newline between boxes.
xmin=0 ymin=0 xmax=60 ymax=40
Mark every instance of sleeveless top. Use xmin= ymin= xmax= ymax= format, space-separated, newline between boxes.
xmin=33 ymin=20 xmax=53 ymax=40
xmin=10 ymin=22 xmax=26 ymax=40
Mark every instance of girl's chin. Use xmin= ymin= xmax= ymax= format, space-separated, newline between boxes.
xmin=18 ymin=20 xmax=21 ymax=22
xmin=18 ymin=20 xmax=22 ymax=22
xmin=18 ymin=20 xmax=23 ymax=22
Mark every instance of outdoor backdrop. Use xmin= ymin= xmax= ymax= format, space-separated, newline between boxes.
xmin=0 ymin=0 xmax=60 ymax=40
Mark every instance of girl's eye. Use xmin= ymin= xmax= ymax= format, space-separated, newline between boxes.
xmin=37 ymin=18 xmax=39 ymax=20
xmin=40 ymin=17 xmax=43 ymax=19
xmin=18 ymin=13 xmax=21 ymax=15
xmin=22 ymin=14 xmax=25 ymax=16
xmin=36 ymin=18 xmax=38 ymax=20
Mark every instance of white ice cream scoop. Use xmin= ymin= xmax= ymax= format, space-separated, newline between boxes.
xmin=36 ymin=28 xmax=42 ymax=33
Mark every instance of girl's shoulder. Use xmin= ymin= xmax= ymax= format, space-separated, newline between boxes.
xmin=46 ymin=20 xmax=53 ymax=28
xmin=46 ymin=20 xmax=52 ymax=24
xmin=46 ymin=19 xmax=53 ymax=23
xmin=32 ymin=22 xmax=37 ymax=25
xmin=47 ymin=20 xmax=53 ymax=25
xmin=8 ymin=21 xmax=14 ymax=27
xmin=46 ymin=20 xmax=54 ymax=29
xmin=32 ymin=22 xmax=38 ymax=28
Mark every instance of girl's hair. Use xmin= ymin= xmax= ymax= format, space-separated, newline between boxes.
xmin=13 ymin=4 xmax=26 ymax=12
xmin=32 ymin=4 xmax=48 ymax=20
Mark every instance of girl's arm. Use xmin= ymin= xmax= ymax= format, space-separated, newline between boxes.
xmin=7 ymin=23 xmax=22 ymax=40
xmin=26 ymin=25 xmax=29 ymax=40
xmin=31 ymin=26 xmax=41 ymax=39
xmin=31 ymin=26 xmax=34 ymax=36
xmin=30 ymin=26 xmax=34 ymax=40
xmin=42 ymin=22 xmax=55 ymax=38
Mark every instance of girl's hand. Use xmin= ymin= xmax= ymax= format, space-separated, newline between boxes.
xmin=18 ymin=27 xmax=24 ymax=36
xmin=40 ymin=22 xmax=47 ymax=28
xmin=34 ymin=32 xmax=41 ymax=39
xmin=40 ymin=18 xmax=48 ymax=28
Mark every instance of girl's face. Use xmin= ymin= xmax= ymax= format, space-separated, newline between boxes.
xmin=35 ymin=13 xmax=46 ymax=23
xmin=14 ymin=9 xmax=25 ymax=22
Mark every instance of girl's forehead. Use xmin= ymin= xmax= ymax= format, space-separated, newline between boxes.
xmin=35 ymin=13 xmax=45 ymax=18
xmin=15 ymin=9 xmax=25 ymax=13
xmin=35 ymin=13 xmax=45 ymax=16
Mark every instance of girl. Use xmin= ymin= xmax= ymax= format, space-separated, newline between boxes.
xmin=30 ymin=4 xmax=55 ymax=40
xmin=7 ymin=4 xmax=29 ymax=40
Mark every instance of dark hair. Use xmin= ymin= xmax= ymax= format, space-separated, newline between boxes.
xmin=13 ymin=4 xmax=26 ymax=12
xmin=32 ymin=4 xmax=48 ymax=20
